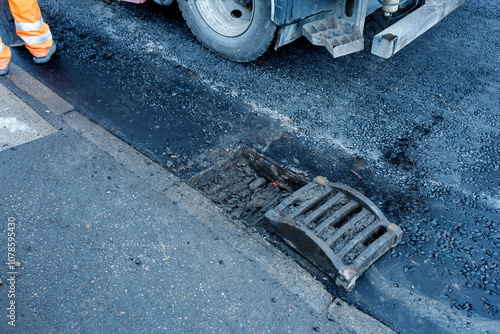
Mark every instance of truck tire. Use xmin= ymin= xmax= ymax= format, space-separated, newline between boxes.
xmin=178 ymin=0 xmax=277 ymax=62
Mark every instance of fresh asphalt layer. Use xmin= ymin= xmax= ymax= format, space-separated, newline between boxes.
xmin=0 ymin=72 xmax=395 ymax=333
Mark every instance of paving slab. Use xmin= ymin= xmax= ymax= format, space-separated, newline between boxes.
xmin=0 ymin=83 xmax=56 ymax=151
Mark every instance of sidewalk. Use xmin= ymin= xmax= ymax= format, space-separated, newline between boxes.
xmin=0 ymin=63 xmax=393 ymax=333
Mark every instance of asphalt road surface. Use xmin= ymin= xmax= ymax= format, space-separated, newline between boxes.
xmin=5 ymin=0 xmax=500 ymax=332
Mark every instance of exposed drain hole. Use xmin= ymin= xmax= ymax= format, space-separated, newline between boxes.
xmin=189 ymin=145 xmax=308 ymax=225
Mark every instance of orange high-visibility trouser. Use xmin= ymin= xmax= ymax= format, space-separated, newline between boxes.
xmin=0 ymin=37 xmax=12 ymax=70
xmin=0 ymin=0 xmax=53 ymax=69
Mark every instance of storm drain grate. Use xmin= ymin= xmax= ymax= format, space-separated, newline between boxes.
xmin=264 ymin=176 xmax=403 ymax=291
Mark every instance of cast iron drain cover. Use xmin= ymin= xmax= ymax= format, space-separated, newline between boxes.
xmin=264 ymin=176 xmax=403 ymax=291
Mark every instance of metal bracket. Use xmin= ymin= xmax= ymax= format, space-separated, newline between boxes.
xmin=372 ymin=0 xmax=467 ymax=58
xmin=340 ymin=0 xmax=369 ymax=31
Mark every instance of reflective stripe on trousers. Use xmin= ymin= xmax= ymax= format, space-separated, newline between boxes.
xmin=15 ymin=17 xmax=44 ymax=31
xmin=7 ymin=0 xmax=53 ymax=57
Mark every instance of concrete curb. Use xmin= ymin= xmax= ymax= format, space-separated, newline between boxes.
xmin=6 ymin=63 xmax=74 ymax=115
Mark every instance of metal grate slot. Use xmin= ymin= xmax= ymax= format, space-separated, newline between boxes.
xmin=302 ymin=192 xmax=345 ymax=227
xmin=315 ymin=200 xmax=360 ymax=234
xmin=324 ymin=208 xmax=371 ymax=247
xmin=338 ymin=223 xmax=386 ymax=263
xmin=290 ymin=187 xmax=335 ymax=220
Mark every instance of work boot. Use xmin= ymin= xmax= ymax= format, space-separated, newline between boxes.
xmin=33 ymin=42 xmax=56 ymax=64
xmin=0 ymin=64 xmax=8 ymax=76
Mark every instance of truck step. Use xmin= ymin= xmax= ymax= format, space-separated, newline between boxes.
xmin=264 ymin=177 xmax=402 ymax=291
xmin=302 ymin=17 xmax=364 ymax=58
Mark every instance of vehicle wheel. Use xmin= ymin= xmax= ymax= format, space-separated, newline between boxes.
xmin=178 ymin=0 xmax=277 ymax=62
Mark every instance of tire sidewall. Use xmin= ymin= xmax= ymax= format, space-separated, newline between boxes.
xmin=178 ymin=0 xmax=276 ymax=62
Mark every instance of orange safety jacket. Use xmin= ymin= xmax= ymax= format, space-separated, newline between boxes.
xmin=0 ymin=0 xmax=53 ymax=69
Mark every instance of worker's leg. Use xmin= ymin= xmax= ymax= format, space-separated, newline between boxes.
xmin=7 ymin=0 xmax=55 ymax=62
xmin=0 ymin=36 xmax=12 ymax=75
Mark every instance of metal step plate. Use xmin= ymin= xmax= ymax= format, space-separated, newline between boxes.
xmin=302 ymin=17 xmax=364 ymax=58
xmin=264 ymin=177 xmax=402 ymax=291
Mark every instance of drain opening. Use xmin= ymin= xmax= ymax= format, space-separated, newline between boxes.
xmin=189 ymin=145 xmax=307 ymax=224
xmin=189 ymin=146 xmax=334 ymax=290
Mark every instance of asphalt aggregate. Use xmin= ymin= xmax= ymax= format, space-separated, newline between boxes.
xmin=5 ymin=0 xmax=499 ymax=332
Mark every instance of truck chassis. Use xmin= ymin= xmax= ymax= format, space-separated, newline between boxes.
xmin=119 ymin=0 xmax=466 ymax=62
